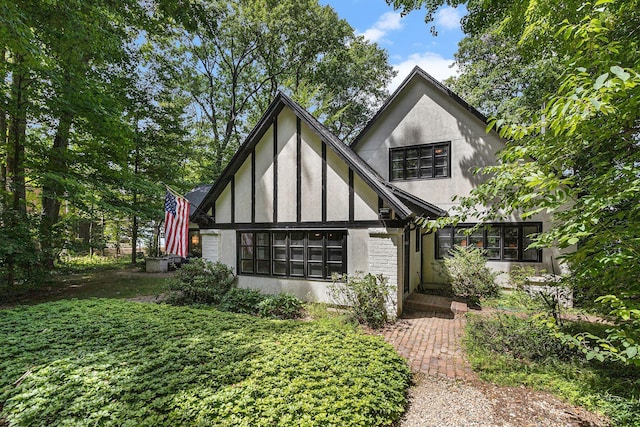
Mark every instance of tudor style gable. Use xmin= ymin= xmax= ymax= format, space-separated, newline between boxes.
xmin=199 ymin=92 xmax=444 ymax=230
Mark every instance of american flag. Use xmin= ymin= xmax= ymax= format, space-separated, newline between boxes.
xmin=164 ymin=191 xmax=189 ymax=257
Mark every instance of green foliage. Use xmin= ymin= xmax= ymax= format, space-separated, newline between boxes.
xmin=465 ymin=313 xmax=640 ymax=426
xmin=0 ymin=300 xmax=410 ymax=426
xmin=419 ymin=0 xmax=640 ymax=366
xmin=55 ymin=255 xmax=131 ymax=273
xmin=329 ymin=272 xmax=392 ymax=329
xmin=257 ymin=293 xmax=304 ymax=320
xmin=508 ymin=265 xmax=539 ymax=289
xmin=166 ymin=258 xmax=236 ymax=305
xmin=467 ymin=313 xmax=577 ymax=361
xmin=218 ymin=287 xmax=267 ymax=315
xmin=442 ymin=246 xmax=500 ymax=306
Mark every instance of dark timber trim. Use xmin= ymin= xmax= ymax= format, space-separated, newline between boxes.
xmin=203 ymin=219 xmax=408 ymax=230
xmin=251 ymin=148 xmax=256 ymax=223
xmin=348 ymin=169 xmax=354 ymax=222
xmin=296 ymin=117 xmax=302 ymax=223
xmin=273 ymin=117 xmax=278 ymax=223
xmin=322 ymin=141 xmax=327 ymax=223
xmin=230 ymin=176 xmax=235 ymax=224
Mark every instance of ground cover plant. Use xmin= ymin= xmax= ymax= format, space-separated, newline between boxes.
xmin=465 ymin=313 xmax=640 ymax=426
xmin=0 ymin=299 xmax=410 ymax=426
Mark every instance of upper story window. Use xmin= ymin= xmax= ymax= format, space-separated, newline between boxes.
xmin=390 ymin=141 xmax=450 ymax=181
xmin=436 ymin=223 xmax=542 ymax=262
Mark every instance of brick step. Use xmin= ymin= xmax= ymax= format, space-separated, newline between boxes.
xmin=404 ymin=293 xmax=468 ymax=316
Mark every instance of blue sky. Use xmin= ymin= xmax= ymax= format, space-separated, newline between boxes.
xmin=320 ymin=0 xmax=466 ymax=90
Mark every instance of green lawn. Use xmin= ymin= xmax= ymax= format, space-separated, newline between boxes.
xmin=0 ymin=300 xmax=410 ymax=426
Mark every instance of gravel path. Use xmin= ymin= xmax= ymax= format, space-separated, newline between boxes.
xmin=397 ymin=374 xmax=608 ymax=427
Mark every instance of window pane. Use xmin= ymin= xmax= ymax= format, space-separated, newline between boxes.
xmin=486 ymin=226 xmax=501 ymax=259
xmin=307 ymin=262 xmax=323 ymax=278
xmin=241 ymin=232 xmax=253 ymax=246
xmin=391 ymin=150 xmax=404 ymax=162
xmin=391 ymin=167 xmax=404 ymax=180
xmin=522 ymin=225 xmax=540 ymax=261
xmin=273 ymin=261 xmax=287 ymax=275
xmin=326 ymin=263 xmax=344 ymax=278
xmin=468 ymin=229 xmax=484 ymax=249
xmin=241 ymin=246 xmax=254 ymax=259
xmin=436 ymin=228 xmax=452 ymax=258
xmin=290 ymin=261 xmax=304 ymax=276
xmin=308 ymin=232 xmax=323 ymax=246
xmin=504 ymin=248 xmax=518 ymax=260
xmin=241 ymin=260 xmax=254 ymax=273
xmin=308 ymin=247 xmax=323 ymax=261
xmin=420 ymin=146 xmax=433 ymax=159
xmin=290 ymin=232 xmax=304 ymax=246
xmin=406 ymin=148 xmax=418 ymax=159
xmin=273 ymin=232 xmax=287 ymax=246
xmin=327 ymin=232 xmax=343 ymax=246
xmin=454 ymin=228 xmax=468 ymax=247
xmin=273 ymin=247 xmax=286 ymax=261
xmin=256 ymin=232 xmax=269 ymax=246
xmin=290 ymin=247 xmax=304 ymax=260
xmin=256 ymin=246 xmax=269 ymax=260
xmin=257 ymin=260 xmax=270 ymax=274
xmin=326 ymin=248 xmax=343 ymax=262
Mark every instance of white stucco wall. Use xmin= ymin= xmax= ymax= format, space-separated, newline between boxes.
xmin=215 ymin=184 xmax=232 ymax=224
xmin=300 ymin=122 xmax=323 ymax=222
xmin=277 ymin=109 xmax=297 ymax=222
xmin=255 ymin=127 xmax=274 ymax=223
xmin=354 ymin=78 xmax=505 ymax=215
xmin=325 ymin=149 xmax=350 ymax=221
xmin=234 ymin=155 xmax=252 ymax=223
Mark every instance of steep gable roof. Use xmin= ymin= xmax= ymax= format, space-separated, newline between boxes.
xmin=199 ymin=92 xmax=446 ymax=220
xmin=350 ymin=66 xmax=490 ymax=149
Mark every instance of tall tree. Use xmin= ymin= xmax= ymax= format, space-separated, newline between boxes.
xmin=392 ymin=0 xmax=640 ymax=364
xmin=151 ymin=0 xmax=394 ymax=182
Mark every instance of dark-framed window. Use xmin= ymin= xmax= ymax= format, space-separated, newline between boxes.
xmin=435 ymin=223 xmax=542 ymax=262
xmin=390 ymin=141 xmax=450 ymax=181
xmin=238 ymin=230 xmax=346 ymax=279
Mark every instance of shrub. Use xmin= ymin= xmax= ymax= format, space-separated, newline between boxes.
xmin=166 ymin=258 xmax=235 ymax=305
xmin=257 ymin=293 xmax=304 ymax=319
xmin=329 ymin=272 xmax=391 ymax=329
xmin=508 ymin=265 xmax=539 ymax=289
xmin=218 ymin=287 xmax=267 ymax=315
xmin=466 ymin=313 xmax=577 ymax=362
xmin=443 ymin=245 xmax=500 ymax=306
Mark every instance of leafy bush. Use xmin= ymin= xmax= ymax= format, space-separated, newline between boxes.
xmin=508 ymin=265 xmax=539 ymax=289
xmin=219 ymin=287 xmax=267 ymax=315
xmin=466 ymin=313 xmax=576 ymax=361
xmin=0 ymin=300 xmax=410 ymax=426
xmin=443 ymin=245 xmax=500 ymax=306
xmin=257 ymin=293 xmax=304 ymax=319
xmin=329 ymin=272 xmax=392 ymax=329
xmin=166 ymin=258 xmax=235 ymax=305
xmin=465 ymin=313 xmax=640 ymax=425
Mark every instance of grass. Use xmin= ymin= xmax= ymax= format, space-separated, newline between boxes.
xmin=465 ymin=312 xmax=640 ymax=426
xmin=2 ymin=260 xmax=170 ymax=307
xmin=0 ymin=300 xmax=410 ymax=426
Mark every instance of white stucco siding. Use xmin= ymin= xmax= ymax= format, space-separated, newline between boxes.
xmin=325 ymin=149 xmax=350 ymax=221
xmin=234 ymin=156 xmax=252 ymax=223
xmin=353 ymin=175 xmax=378 ymax=221
xmin=354 ymin=78 xmax=505 ymax=214
xmin=300 ymin=123 xmax=322 ymax=222
xmin=215 ymin=183 xmax=232 ymax=224
xmin=255 ymin=127 xmax=274 ymax=223
xmin=277 ymin=109 xmax=297 ymax=222
xmin=215 ymin=230 xmax=237 ymax=273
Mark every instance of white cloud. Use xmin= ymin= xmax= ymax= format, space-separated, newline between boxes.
xmin=360 ymin=11 xmax=403 ymax=43
xmin=435 ymin=6 xmax=463 ymax=31
xmin=390 ymin=52 xmax=459 ymax=91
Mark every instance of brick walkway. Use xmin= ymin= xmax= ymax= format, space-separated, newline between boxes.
xmin=377 ymin=311 xmax=476 ymax=381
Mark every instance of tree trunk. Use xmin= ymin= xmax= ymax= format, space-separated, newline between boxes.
xmin=40 ymin=111 xmax=73 ymax=269
xmin=0 ymin=48 xmax=7 ymax=196
xmin=6 ymin=63 xmax=28 ymax=214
